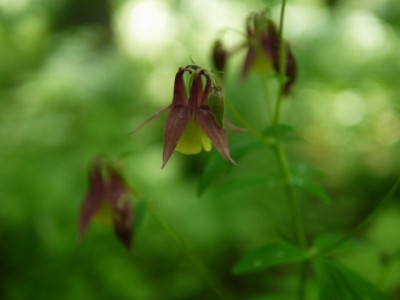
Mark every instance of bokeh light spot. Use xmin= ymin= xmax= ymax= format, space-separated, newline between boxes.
xmin=116 ymin=0 xmax=176 ymax=58
xmin=333 ymin=91 xmax=366 ymax=126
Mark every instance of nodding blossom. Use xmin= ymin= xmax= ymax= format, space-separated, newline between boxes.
xmin=78 ymin=157 xmax=133 ymax=249
xmin=131 ymin=65 xmax=236 ymax=168
xmin=242 ymin=12 xmax=297 ymax=95
xmin=212 ymin=11 xmax=297 ymax=95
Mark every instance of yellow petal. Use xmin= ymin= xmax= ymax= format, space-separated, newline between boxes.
xmin=201 ymin=129 xmax=212 ymax=152
xmin=252 ymin=46 xmax=273 ymax=75
xmin=175 ymin=118 xmax=212 ymax=154
xmin=93 ymin=201 xmax=113 ymax=225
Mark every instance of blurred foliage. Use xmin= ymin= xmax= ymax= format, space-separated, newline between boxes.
xmin=0 ymin=0 xmax=400 ymax=299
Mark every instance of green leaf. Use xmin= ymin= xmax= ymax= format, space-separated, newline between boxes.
xmin=291 ymin=163 xmax=325 ymax=178
xmin=133 ymin=200 xmax=147 ymax=235
xmin=233 ymin=242 xmax=307 ymax=274
xmin=197 ymin=141 xmax=261 ymax=196
xmin=216 ymin=175 xmax=282 ymax=196
xmin=313 ymin=232 xmax=368 ymax=255
xmin=197 ymin=152 xmax=229 ymax=197
xmin=315 ymin=259 xmax=389 ymax=300
xmin=263 ymin=124 xmax=302 ymax=143
xmin=292 ymin=177 xmax=332 ymax=205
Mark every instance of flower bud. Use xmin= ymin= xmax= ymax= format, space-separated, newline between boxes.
xmin=212 ymin=40 xmax=227 ymax=78
xmin=208 ymin=85 xmax=225 ymax=128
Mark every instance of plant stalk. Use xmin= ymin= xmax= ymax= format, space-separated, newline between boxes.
xmin=273 ymin=1 xmax=308 ymax=299
xmin=147 ymin=204 xmax=231 ymax=300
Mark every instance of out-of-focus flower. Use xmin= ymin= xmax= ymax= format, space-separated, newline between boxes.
xmin=78 ymin=157 xmax=133 ymax=249
xmin=212 ymin=11 xmax=297 ymax=94
xmin=131 ymin=65 xmax=236 ymax=168
xmin=242 ymin=12 xmax=297 ymax=94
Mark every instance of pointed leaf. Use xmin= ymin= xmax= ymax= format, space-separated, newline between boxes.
xmin=133 ymin=200 xmax=147 ymax=235
xmin=315 ymin=259 xmax=389 ymax=300
xmin=313 ymin=233 xmax=368 ymax=255
xmin=292 ymin=177 xmax=332 ymax=205
xmin=216 ymin=175 xmax=283 ymax=196
xmin=291 ymin=163 xmax=325 ymax=178
xmin=263 ymin=124 xmax=301 ymax=143
xmin=197 ymin=141 xmax=261 ymax=196
xmin=233 ymin=242 xmax=307 ymax=274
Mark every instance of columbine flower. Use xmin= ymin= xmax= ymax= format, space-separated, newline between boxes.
xmin=78 ymin=157 xmax=133 ymax=249
xmin=242 ymin=12 xmax=297 ymax=94
xmin=131 ymin=65 xmax=236 ymax=168
xmin=163 ymin=66 xmax=236 ymax=168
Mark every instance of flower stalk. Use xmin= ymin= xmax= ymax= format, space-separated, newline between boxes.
xmin=147 ymin=203 xmax=232 ymax=300
xmin=272 ymin=1 xmax=308 ymax=299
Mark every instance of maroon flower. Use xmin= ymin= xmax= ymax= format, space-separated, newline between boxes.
xmin=162 ymin=67 xmax=236 ymax=168
xmin=78 ymin=157 xmax=133 ymax=249
xmin=242 ymin=12 xmax=297 ymax=94
xmin=131 ymin=65 xmax=236 ymax=168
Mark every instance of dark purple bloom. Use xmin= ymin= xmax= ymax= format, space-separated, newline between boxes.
xmin=162 ymin=67 xmax=236 ymax=168
xmin=130 ymin=65 xmax=236 ymax=168
xmin=79 ymin=157 xmax=133 ymax=249
xmin=242 ymin=12 xmax=297 ymax=94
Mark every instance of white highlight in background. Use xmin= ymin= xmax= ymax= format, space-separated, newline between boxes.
xmin=116 ymin=0 xmax=176 ymax=58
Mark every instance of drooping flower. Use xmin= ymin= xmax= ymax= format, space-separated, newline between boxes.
xmin=78 ymin=157 xmax=134 ymax=249
xmin=130 ymin=65 xmax=236 ymax=168
xmin=162 ymin=67 xmax=236 ymax=168
xmin=242 ymin=12 xmax=297 ymax=94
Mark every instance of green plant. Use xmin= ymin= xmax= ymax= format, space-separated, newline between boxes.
xmin=77 ymin=2 xmax=400 ymax=300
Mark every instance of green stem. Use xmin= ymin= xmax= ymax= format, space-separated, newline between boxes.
xmin=147 ymin=204 xmax=231 ymax=300
xmin=298 ymin=262 xmax=309 ymax=300
xmin=272 ymin=143 xmax=307 ymax=300
xmin=273 ymin=144 xmax=307 ymax=248
xmin=273 ymin=1 xmax=308 ymax=299
xmin=273 ymin=0 xmax=288 ymax=126
xmin=273 ymin=92 xmax=284 ymax=127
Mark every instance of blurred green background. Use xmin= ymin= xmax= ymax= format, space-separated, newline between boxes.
xmin=1 ymin=0 xmax=400 ymax=299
